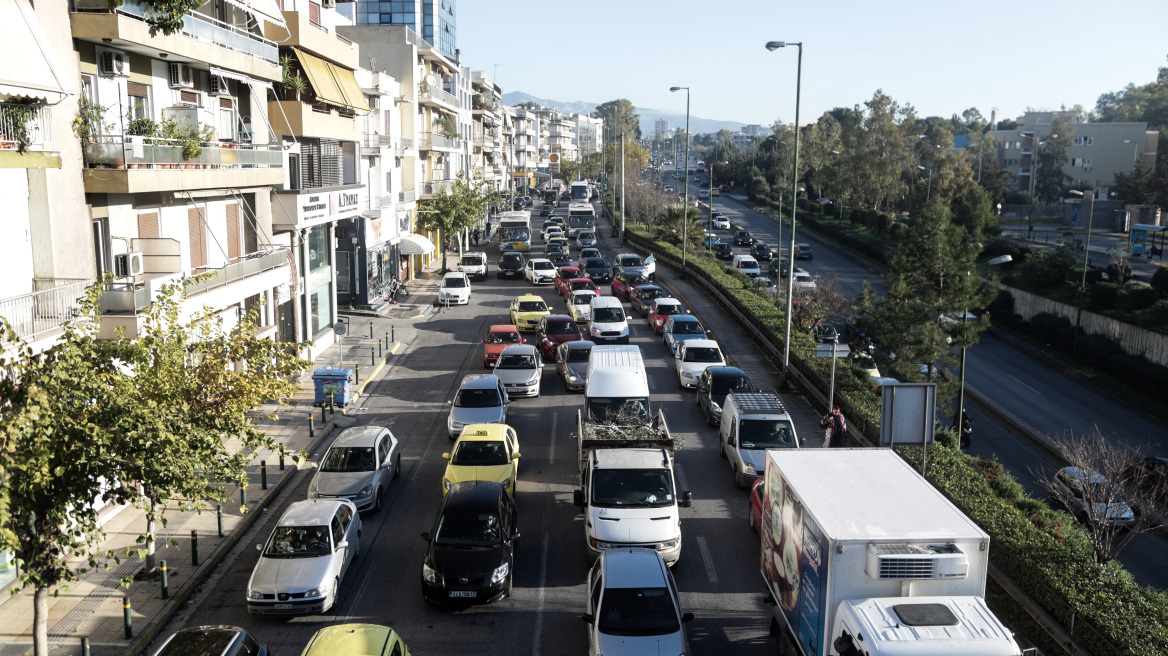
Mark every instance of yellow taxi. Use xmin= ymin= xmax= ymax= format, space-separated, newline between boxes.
xmin=509 ymin=294 xmax=550 ymax=332
xmin=301 ymin=624 xmax=410 ymax=656
xmin=442 ymin=424 xmax=521 ymax=497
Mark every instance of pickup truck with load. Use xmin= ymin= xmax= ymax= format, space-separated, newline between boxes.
xmin=762 ymin=449 xmax=1027 ymax=656
xmin=572 ymin=346 xmax=691 ymax=566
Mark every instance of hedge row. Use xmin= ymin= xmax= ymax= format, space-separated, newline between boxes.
xmin=614 ymin=213 xmax=1167 ymax=655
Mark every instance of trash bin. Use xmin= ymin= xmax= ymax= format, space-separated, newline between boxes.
xmin=312 ymin=368 xmax=354 ymax=406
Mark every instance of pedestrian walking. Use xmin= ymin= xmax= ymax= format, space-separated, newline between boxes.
xmin=821 ymin=404 xmax=847 ymax=448
xmin=473 ymin=227 xmax=481 ymax=246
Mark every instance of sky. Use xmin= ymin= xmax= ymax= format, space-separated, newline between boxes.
xmin=458 ymin=0 xmax=1168 ymax=128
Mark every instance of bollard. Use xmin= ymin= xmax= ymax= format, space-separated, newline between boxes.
xmin=379 ymin=341 xmax=383 ymax=358
xmin=329 ymin=393 xmax=335 ymax=415
xmin=355 ymin=364 xmax=360 ymax=386
xmin=370 ymin=348 xmax=375 ymax=367
xmin=240 ymin=484 xmax=247 ymax=507
xmin=370 ymin=321 xmax=373 ymax=339
xmin=191 ymin=530 xmax=199 ymax=566
xmin=260 ymin=461 xmax=268 ymax=490
xmin=309 ymin=415 xmax=315 ymax=439
xmin=391 ymin=325 xmax=395 ymax=343
xmin=217 ymin=504 xmax=224 ymax=537
xmin=81 ymin=637 xmax=90 ymax=656
xmin=160 ymin=560 xmax=169 ymax=599
xmin=321 ymin=403 xmax=326 ymax=423
xmin=123 ymin=597 xmax=133 ymax=638
xmin=385 ymin=331 xmax=389 ymax=349
xmin=279 ymin=447 xmax=285 ymax=471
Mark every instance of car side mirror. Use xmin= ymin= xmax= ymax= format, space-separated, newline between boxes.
xmin=504 ymin=399 xmax=512 ymax=405
xmin=480 ymin=339 xmax=487 ymax=344
xmin=573 ymin=489 xmax=586 ymax=508
xmin=581 ymin=614 xmax=595 ymax=624
xmin=445 ymin=400 xmax=452 ymax=405
xmin=674 ymin=351 xmax=681 ymax=359
xmin=419 ymin=531 xmax=431 ymax=542
xmin=510 ymin=532 xmax=521 ymax=541
xmin=682 ymin=612 xmax=695 ymax=623
xmin=681 ymin=491 xmax=693 ymax=508
xmin=521 ymin=338 xmax=527 ymax=344
xmin=441 ymin=452 xmax=451 ymax=460
xmin=335 ymin=540 xmax=348 ymax=550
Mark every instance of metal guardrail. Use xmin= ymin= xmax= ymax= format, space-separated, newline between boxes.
xmin=84 ymin=137 xmax=282 ymax=169
xmin=0 ymin=102 xmax=54 ymax=150
xmin=0 ymin=278 xmax=91 ymax=341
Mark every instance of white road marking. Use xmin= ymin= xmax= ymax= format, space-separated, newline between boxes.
xmin=1008 ymin=375 xmax=1044 ymax=396
xmin=696 ymin=536 xmax=719 ymax=583
xmin=549 ymin=412 xmax=557 ymax=463
xmin=531 ymin=536 xmax=549 ymax=656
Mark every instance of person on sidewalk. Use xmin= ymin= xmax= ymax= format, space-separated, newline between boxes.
xmin=473 ymin=227 xmax=481 ymax=246
xmin=821 ymin=404 xmax=847 ymax=448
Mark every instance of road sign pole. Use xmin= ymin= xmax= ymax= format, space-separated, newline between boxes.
xmin=829 ymin=350 xmax=837 ymax=411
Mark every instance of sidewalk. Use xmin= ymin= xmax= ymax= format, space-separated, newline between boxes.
xmin=0 ymin=262 xmax=446 ymax=656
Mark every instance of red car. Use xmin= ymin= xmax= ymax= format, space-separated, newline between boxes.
xmin=536 ymin=315 xmax=583 ymax=358
xmin=563 ymin=278 xmax=599 ymax=300
xmin=749 ymin=477 xmax=764 ymax=532
xmin=647 ymin=298 xmax=688 ymax=335
xmin=554 ymin=266 xmax=582 ymax=295
xmin=480 ymin=324 xmax=525 ymax=368
xmin=610 ymin=272 xmax=652 ymax=301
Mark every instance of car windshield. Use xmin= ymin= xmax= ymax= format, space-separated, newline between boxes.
xmin=572 ymin=281 xmax=594 ymax=290
xmin=639 ymin=289 xmax=667 ymax=301
xmin=487 ymin=331 xmax=520 ymax=344
xmin=455 ymin=387 xmax=502 ymax=408
xmin=711 ymin=375 xmax=754 ymax=396
xmin=545 ymin=321 xmax=577 ymax=335
xmin=580 ymin=232 xmax=595 ymax=239
xmin=433 ymin=512 xmax=502 ymax=547
xmin=586 ymin=397 xmax=649 ymax=424
xmin=591 ymin=469 xmax=675 ymax=508
xmin=534 ymin=261 xmax=554 ymax=271
xmin=451 ymin=440 xmax=509 ymax=466
xmin=620 ymin=256 xmax=643 ymax=267
xmin=671 ymin=321 xmax=704 ymax=335
xmin=460 ymin=256 xmax=483 ymax=266
xmin=443 ymin=277 xmax=467 ymax=288
xmin=655 ymin=303 xmax=683 ymax=316
xmin=597 ymin=586 xmax=680 ymax=636
xmin=497 ymin=354 xmax=536 ymax=369
xmin=558 ymin=269 xmax=580 ymax=278
xmin=573 ymin=294 xmax=594 ymax=305
xmin=593 ymin=308 xmax=625 ymax=323
xmin=501 ymin=254 xmax=522 ymax=265
xmin=684 ymin=347 xmax=722 ymax=363
xmin=319 ymin=446 xmax=376 ymax=472
xmin=582 ymin=250 xmax=600 ymax=258
xmin=263 ymin=525 xmax=331 ymax=558
xmin=566 ymin=348 xmax=592 ymax=363
xmin=518 ymin=301 xmax=547 ymax=312
xmin=739 ymin=419 xmax=797 ymax=449
xmin=625 ymin=274 xmax=650 ymax=285
xmin=585 ymin=258 xmax=606 ymax=268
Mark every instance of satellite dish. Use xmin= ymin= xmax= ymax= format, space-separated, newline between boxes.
xmin=426 ymin=74 xmax=438 ymax=87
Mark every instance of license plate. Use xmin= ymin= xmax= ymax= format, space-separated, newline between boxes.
xmin=274 ymin=603 xmax=292 ymax=610
xmin=449 ymin=591 xmax=476 ymax=598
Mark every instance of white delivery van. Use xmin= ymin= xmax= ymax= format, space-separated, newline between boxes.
xmin=589 ymin=296 xmax=629 ymax=344
xmin=732 ymin=254 xmax=762 ymax=278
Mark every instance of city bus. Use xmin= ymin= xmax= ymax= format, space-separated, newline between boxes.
xmin=497 ymin=211 xmax=532 ymax=252
xmin=567 ymin=202 xmax=596 ymax=238
xmin=570 ymin=180 xmax=590 ymax=202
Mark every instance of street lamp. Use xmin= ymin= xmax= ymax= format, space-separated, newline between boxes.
xmin=1069 ymin=189 xmax=1097 ymax=345
xmin=670 ymin=85 xmax=691 ymax=279
xmin=1024 ymin=132 xmax=1056 ymax=225
xmin=917 ymin=164 xmax=933 ymax=204
xmin=830 ymin=150 xmax=843 ymax=226
xmin=765 ymin=39 xmax=803 ymax=390
xmin=954 ymin=255 xmax=1013 ymax=435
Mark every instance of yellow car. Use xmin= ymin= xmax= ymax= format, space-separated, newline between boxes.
xmin=442 ymin=424 xmax=521 ymax=497
xmin=301 ymin=624 xmax=410 ymax=656
xmin=510 ymin=294 xmax=550 ymax=332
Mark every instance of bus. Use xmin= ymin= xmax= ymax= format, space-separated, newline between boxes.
xmin=570 ymin=180 xmax=590 ymax=202
xmin=567 ymin=202 xmax=596 ymax=238
xmin=497 ymin=211 xmax=532 ymax=252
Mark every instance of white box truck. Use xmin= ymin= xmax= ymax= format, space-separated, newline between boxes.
xmin=762 ymin=449 xmax=1027 ymax=656
xmin=572 ymin=346 xmax=691 ymax=565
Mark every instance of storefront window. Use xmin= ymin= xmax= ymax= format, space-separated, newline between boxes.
xmin=308 ymin=225 xmax=330 ymax=272
xmin=310 ymin=283 xmax=332 ymax=337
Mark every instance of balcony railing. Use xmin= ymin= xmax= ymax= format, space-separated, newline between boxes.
xmin=83 ymin=136 xmax=283 ymax=170
xmin=418 ymin=82 xmax=458 ymax=108
xmin=399 ymin=189 xmax=416 ymax=203
xmin=100 ymin=249 xmax=290 ymax=313
xmin=361 ymin=133 xmax=393 ymax=148
xmin=421 ymin=180 xmax=454 ymax=196
xmin=0 ymin=278 xmax=91 ymax=342
xmin=73 ymin=0 xmax=278 ymax=64
xmin=395 ymin=137 xmax=413 ymax=155
xmin=365 ymin=195 xmax=394 ymax=210
xmin=419 ymin=132 xmax=461 ymax=150
xmin=0 ymin=102 xmax=54 ymax=151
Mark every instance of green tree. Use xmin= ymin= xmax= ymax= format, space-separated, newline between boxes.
xmin=0 ymin=282 xmax=308 ymax=656
xmin=593 ymin=99 xmax=641 ymax=139
xmin=1112 ymin=160 xmax=1157 ymax=205
xmin=1035 ymin=115 xmax=1075 ymax=202
xmin=853 ymin=90 xmax=917 ymax=211
xmin=417 ymin=178 xmax=491 ymax=272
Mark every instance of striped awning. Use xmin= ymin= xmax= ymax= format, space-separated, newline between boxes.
xmin=0 ymin=0 xmax=68 ymax=101
xmin=292 ymin=49 xmax=368 ymax=113
xmin=221 ymin=0 xmax=287 ymax=29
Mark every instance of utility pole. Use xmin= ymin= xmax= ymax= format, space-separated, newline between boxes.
xmin=620 ymin=131 xmax=626 ymax=244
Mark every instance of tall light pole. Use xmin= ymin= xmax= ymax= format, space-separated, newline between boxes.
xmin=766 ymin=40 xmax=803 ymax=389
xmin=620 ymin=131 xmax=626 ymax=244
xmin=1069 ymin=189 xmax=1097 ymax=344
xmin=1024 ymin=132 xmax=1055 ymax=225
xmin=917 ymin=164 xmax=933 ymax=204
xmin=671 ymin=86 xmax=691 ymax=279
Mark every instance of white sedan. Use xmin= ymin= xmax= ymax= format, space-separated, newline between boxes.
xmin=568 ymin=289 xmax=600 ymax=323
xmin=674 ymin=338 xmax=726 ymax=388
xmin=524 ymin=258 xmax=557 ymax=285
xmin=438 ymin=271 xmax=472 ymax=305
xmin=712 ymin=216 xmax=731 ymax=230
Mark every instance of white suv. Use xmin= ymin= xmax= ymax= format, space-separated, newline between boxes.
xmin=458 ymin=252 xmax=488 ymax=281
xmin=438 ymin=272 xmax=472 ymax=305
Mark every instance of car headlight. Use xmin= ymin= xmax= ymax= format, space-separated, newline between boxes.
xmin=682 ymin=371 xmax=694 ymax=379
xmin=711 ymin=401 xmax=722 ymax=415
xmin=490 ymin=562 xmax=510 ymax=585
xmin=422 ymin=563 xmax=441 ymax=584
xmin=449 ymin=417 xmax=464 ymax=430
xmin=588 ymin=537 xmax=614 ymax=550
xmin=567 ymin=372 xmax=580 ymax=382
xmin=248 ymin=590 xmax=264 ymax=600
xmin=743 ymin=463 xmax=756 ymax=475
xmin=657 ymin=538 xmax=680 ymax=550
xmin=305 ymin=584 xmax=326 ymax=598
xmin=444 ymin=478 xmax=454 ymax=491
xmin=356 ymin=484 xmax=373 ymax=500
xmin=527 ymin=373 xmax=540 ymax=385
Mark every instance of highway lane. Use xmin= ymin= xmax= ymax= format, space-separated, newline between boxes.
xmin=162 ymin=201 xmax=813 ymax=655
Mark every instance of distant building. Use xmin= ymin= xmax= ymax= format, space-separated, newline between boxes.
xmin=988 ymin=111 xmax=1159 ymax=193
xmin=574 ymin=114 xmax=603 ymax=156
xmin=732 ymin=132 xmax=759 ymax=152
xmin=654 ymin=118 xmax=670 ymax=139
xmin=350 ymin=0 xmax=457 ymax=61
xmin=742 ymin=124 xmax=769 ymax=136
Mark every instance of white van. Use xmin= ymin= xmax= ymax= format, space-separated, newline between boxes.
xmin=731 ymin=254 xmax=761 ymax=278
xmin=589 ymin=296 xmax=629 ymax=344
xmin=719 ymin=392 xmax=799 ymax=488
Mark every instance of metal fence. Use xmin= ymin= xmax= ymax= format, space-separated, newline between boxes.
xmin=0 ymin=102 xmax=53 ymax=150
xmin=0 ymin=279 xmax=91 ymax=341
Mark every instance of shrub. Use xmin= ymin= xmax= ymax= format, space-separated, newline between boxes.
xmin=1122 ymin=285 xmax=1159 ymax=312
xmin=872 ymin=212 xmax=894 ymax=232
xmin=1086 ymin=282 xmax=1120 ymax=311
xmin=889 ymin=222 xmax=908 ymax=241
xmin=1152 ymin=267 xmax=1168 ymax=296
xmin=1107 ymin=260 xmax=1133 ymax=284
xmin=1085 ymin=268 xmax=1105 ymax=285
xmin=987 ymin=289 xmax=1014 ymax=318
xmin=1077 ymin=333 xmax=1123 ymax=363
xmin=1141 ymin=299 xmax=1168 ymax=330
xmin=1029 ymin=312 xmax=1071 ymax=343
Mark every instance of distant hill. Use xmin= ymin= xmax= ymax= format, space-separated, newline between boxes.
xmin=501 ymin=91 xmax=749 ymax=136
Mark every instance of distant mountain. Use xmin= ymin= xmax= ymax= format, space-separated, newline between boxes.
xmin=501 ymin=91 xmax=749 ymax=136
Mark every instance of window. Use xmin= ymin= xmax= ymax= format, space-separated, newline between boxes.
xmin=330 ymin=517 xmax=343 ymax=545
xmin=127 ymin=82 xmax=151 ymax=120
xmin=337 ymin=504 xmax=353 ymax=531
xmin=308 ymin=225 xmax=330 ymax=272
xmin=218 ymin=107 xmax=235 ymax=140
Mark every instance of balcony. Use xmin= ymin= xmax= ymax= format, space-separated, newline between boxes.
xmin=418 ymin=132 xmax=462 ymax=151
xmin=399 ymin=189 xmax=416 ymax=203
xmin=420 ymin=180 xmax=454 ymax=198
xmin=362 ymin=133 xmax=393 ymax=148
xmin=269 ymin=100 xmax=360 ymax=140
xmin=473 ymin=131 xmax=500 ymax=147
xmin=418 ymin=82 xmax=459 ymax=113
xmin=81 ymin=137 xmax=283 ymax=194
xmin=395 ymin=137 xmax=413 ymax=156
xmin=364 ymin=194 xmax=394 ymax=217
xmin=0 ymin=279 xmax=91 ymax=343
xmin=0 ymin=102 xmax=61 ymax=169
xmin=71 ymin=0 xmax=280 ymax=81
xmin=267 ymin=8 xmax=359 ymax=70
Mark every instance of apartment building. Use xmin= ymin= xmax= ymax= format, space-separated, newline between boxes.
xmin=508 ymin=107 xmax=539 ymax=194
xmin=574 ymin=114 xmax=603 ymax=157
xmin=537 ymin=108 xmax=577 ymax=162
xmin=654 ymin=118 xmax=670 ymax=139
xmin=990 ymin=111 xmax=1159 ymax=193
xmin=348 ymin=0 xmax=457 ymax=62
xmin=470 ymin=69 xmax=503 ymax=189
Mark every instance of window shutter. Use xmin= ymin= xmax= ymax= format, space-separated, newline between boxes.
xmin=137 ymin=212 xmax=159 ymax=239
xmin=226 ymin=204 xmax=241 ymax=260
xmin=188 ymin=208 xmax=206 ymax=269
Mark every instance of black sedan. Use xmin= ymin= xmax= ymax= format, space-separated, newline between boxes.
xmin=420 ymin=481 xmax=518 ymax=605
xmin=733 ymin=230 xmax=753 ymax=246
xmin=580 ymin=257 xmax=610 ymax=284
xmin=497 ymin=252 xmax=525 ymax=279
xmin=750 ymin=243 xmax=773 ymax=261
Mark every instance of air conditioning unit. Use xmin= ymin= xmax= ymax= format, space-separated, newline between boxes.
xmin=866 ymin=543 xmax=969 ymax=581
xmin=99 ymin=51 xmax=128 ymax=77
xmin=114 ymin=252 xmax=145 ymax=278
xmin=169 ymin=63 xmax=194 ymax=89
xmin=368 ymin=96 xmax=380 ymax=109
xmin=321 ymin=0 xmax=336 ymax=7
xmin=209 ymin=75 xmax=225 ymax=96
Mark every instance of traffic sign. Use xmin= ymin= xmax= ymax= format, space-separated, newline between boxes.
xmin=815 ymin=343 xmax=850 ymax=358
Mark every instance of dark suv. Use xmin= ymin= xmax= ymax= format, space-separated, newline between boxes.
xmin=750 ymin=243 xmax=773 ymax=261
xmin=733 ymin=230 xmax=753 ymax=246
xmin=497 ymin=252 xmax=525 ymax=279
xmin=581 ymin=257 xmax=610 ymax=284
xmin=696 ymin=366 xmax=756 ymax=427
xmin=712 ymin=242 xmax=733 ymax=260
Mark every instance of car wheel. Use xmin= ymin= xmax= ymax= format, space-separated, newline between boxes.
xmin=373 ymin=487 xmax=383 ymax=513
xmin=734 ymin=469 xmax=749 ymax=490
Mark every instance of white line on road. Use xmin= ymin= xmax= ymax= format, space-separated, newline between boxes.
xmin=549 ymin=412 xmax=557 ymax=463
xmin=1008 ymin=375 xmax=1044 ymax=396
xmin=531 ymin=536 xmax=549 ymax=656
xmin=696 ymin=536 xmax=719 ymax=583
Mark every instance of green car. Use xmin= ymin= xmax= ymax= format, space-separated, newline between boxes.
xmin=301 ymin=624 xmax=411 ymax=656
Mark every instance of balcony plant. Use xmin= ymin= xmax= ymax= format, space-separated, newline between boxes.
xmin=1 ymin=100 xmax=38 ymax=153
xmin=73 ymin=97 xmax=115 ymax=166
xmin=433 ymin=115 xmax=458 ymax=140
xmin=277 ymin=55 xmax=307 ymax=102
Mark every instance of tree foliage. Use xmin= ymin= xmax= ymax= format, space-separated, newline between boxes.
xmin=593 ymin=99 xmax=641 ymax=140
xmin=1034 ymin=114 xmax=1075 ymax=202
xmin=417 ymin=178 xmax=492 ymax=273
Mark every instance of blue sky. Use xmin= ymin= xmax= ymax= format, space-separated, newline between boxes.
xmin=459 ymin=0 xmax=1168 ymax=128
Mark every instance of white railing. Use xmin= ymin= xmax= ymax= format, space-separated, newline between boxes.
xmin=399 ymin=189 xmax=416 ymax=203
xmin=365 ymin=195 xmax=393 ymax=210
xmin=419 ymin=132 xmax=461 ymax=150
xmin=0 ymin=103 xmax=53 ymax=151
xmin=418 ymin=82 xmax=458 ymax=108
xmin=100 ymin=249 xmax=290 ymax=313
xmin=0 ymin=279 xmax=91 ymax=341
xmin=422 ymin=180 xmax=454 ymax=196
xmin=84 ymin=136 xmax=283 ymax=169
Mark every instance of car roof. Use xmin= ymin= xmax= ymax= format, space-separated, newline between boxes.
xmin=500 ymin=344 xmax=538 ymax=356
xmin=682 ymin=338 xmax=719 ymax=349
xmin=456 ymin=424 xmax=512 ymax=441
xmin=543 ymin=314 xmax=574 ymax=322
xmin=155 ymin=626 xmax=243 ymax=656
xmin=706 ymin=366 xmax=749 ymax=378
xmin=488 ymin=324 xmax=520 ymax=333
xmin=514 ymin=294 xmax=545 ymax=302
xmin=330 ymin=425 xmax=388 ymax=448
xmin=529 ymin=258 xmax=553 ymax=264
xmin=654 ymin=298 xmax=682 ymax=307
xmin=459 ymin=374 xmax=501 ymax=390
xmin=302 ymin=624 xmax=398 ymax=656
xmin=670 ymin=315 xmax=701 ymax=324
xmin=564 ymin=340 xmax=593 ymax=351
xmin=278 ymin=499 xmax=344 ymax=526
xmin=601 ymin=548 xmax=668 ymax=588
xmin=443 ymin=271 xmax=468 ymax=279
xmin=462 ymin=251 xmax=486 ymax=257
xmin=442 ymin=480 xmax=506 ymax=511
xmin=1060 ymin=466 xmax=1108 ymax=484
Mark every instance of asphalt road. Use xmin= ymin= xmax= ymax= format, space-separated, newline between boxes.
xmin=161 ymin=200 xmax=811 ymax=655
xmin=707 ymin=190 xmax=1168 ymax=590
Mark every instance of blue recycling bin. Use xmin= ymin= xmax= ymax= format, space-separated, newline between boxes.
xmin=313 ymin=368 xmax=354 ymax=406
